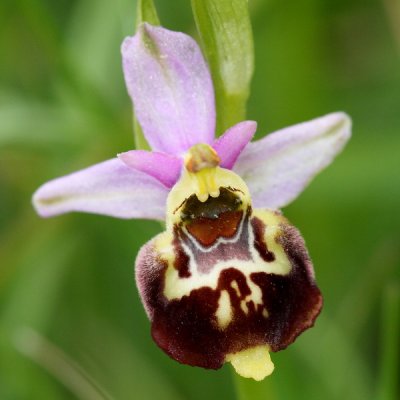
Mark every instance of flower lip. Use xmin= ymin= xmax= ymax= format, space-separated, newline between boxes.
xmin=135 ymin=202 xmax=323 ymax=373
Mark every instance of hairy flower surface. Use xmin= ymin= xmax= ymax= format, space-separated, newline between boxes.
xmin=33 ymin=24 xmax=351 ymax=380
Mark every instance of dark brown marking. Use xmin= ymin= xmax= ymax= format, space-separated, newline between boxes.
xmin=225 ymin=186 xmax=245 ymax=195
xmin=173 ymin=197 xmax=188 ymax=215
xmin=181 ymin=187 xmax=242 ymax=221
xmin=172 ymin=227 xmax=191 ymax=278
xmin=251 ymin=217 xmax=275 ymax=262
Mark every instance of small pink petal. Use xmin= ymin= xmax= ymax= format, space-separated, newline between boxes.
xmin=33 ymin=158 xmax=168 ymax=220
xmin=122 ymin=23 xmax=216 ymax=155
xmin=213 ymin=121 xmax=257 ymax=169
xmin=118 ymin=150 xmax=182 ymax=188
xmin=234 ymin=112 xmax=351 ymax=209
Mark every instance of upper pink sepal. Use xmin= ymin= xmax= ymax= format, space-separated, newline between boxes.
xmin=122 ymin=23 xmax=216 ymax=155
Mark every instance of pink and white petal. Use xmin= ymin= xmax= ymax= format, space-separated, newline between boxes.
xmin=122 ymin=23 xmax=215 ymax=155
xmin=33 ymin=158 xmax=168 ymax=220
xmin=213 ymin=121 xmax=257 ymax=170
xmin=118 ymin=150 xmax=182 ymax=188
xmin=234 ymin=112 xmax=351 ymax=209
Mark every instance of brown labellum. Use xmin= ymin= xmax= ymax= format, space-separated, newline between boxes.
xmin=135 ymin=186 xmax=322 ymax=370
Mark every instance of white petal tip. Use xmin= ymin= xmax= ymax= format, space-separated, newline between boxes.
xmin=32 ymin=188 xmax=60 ymax=218
xmin=331 ymin=112 xmax=352 ymax=135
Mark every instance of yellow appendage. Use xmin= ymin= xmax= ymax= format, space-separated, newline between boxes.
xmin=226 ymin=345 xmax=275 ymax=381
xmin=188 ymin=167 xmax=220 ymax=202
xmin=184 ymin=144 xmax=221 ymax=202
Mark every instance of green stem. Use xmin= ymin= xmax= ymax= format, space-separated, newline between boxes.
xmin=191 ymin=0 xmax=254 ymax=135
xmin=382 ymin=0 xmax=400 ymax=52
xmin=376 ymin=282 xmax=400 ymax=400
xmin=136 ymin=0 xmax=160 ymax=27
xmin=232 ymin=368 xmax=276 ymax=400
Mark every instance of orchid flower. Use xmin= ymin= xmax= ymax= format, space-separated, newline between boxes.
xmin=33 ymin=23 xmax=351 ymax=381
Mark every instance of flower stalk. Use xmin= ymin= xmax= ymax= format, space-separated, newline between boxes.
xmin=377 ymin=283 xmax=400 ymax=400
xmin=191 ymin=0 xmax=254 ymax=133
xmin=133 ymin=0 xmax=159 ymax=151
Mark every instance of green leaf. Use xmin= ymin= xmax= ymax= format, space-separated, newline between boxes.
xmin=191 ymin=0 xmax=254 ymax=134
xmin=132 ymin=0 xmax=161 ymax=150
xmin=76 ymin=321 xmax=184 ymax=400
xmin=0 ymin=93 xmax=94 ymax=147
xmin=15 ymin=328 xmax=113 ymax=400
xmin=66 ymin=0 xmax=134 ymax=105
xmin=232 ymin=370 xmax=276 ymax=400
xmin=0 ymin=226 xmax=80 ymax=399
xmin=377 ymin=283 xmax=400 ymax=400
xmin=296 ymin=314 xmax=372 ymax=400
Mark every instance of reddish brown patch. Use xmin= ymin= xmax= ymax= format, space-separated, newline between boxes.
xmin=186 ymin=211 xmax=243 ymax=246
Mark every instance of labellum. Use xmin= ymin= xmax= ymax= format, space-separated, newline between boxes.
xmin=136 ymin=144 xmax=323 ymax=380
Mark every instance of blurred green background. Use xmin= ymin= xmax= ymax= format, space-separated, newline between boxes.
xmin=1 ymin=0 xmax=399 ymax=399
